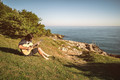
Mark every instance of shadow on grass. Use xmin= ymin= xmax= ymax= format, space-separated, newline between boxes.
xmin=70 ymin=51 xmax=95 ymax=62
xmin=65 ymin=51 xmax=120 ymax=80
xmin=64 ymin=62 xmax=120 ymax=80
xmin=0 ymin=47 xmax=23 ymax=56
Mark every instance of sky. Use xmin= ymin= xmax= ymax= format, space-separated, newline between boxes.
xmin=2 ymin=0 xmax=120 ymax=27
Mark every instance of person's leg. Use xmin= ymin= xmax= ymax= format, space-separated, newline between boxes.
xmin=29 ymin=48 xmax=49 ymax=60
xmin=37 ymin=48 xmax=49 ymax=60
xmin=38 ymin=47 xmax=51 ymax=57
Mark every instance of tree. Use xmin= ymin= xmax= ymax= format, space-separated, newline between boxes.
xmin=0 ymin=2 xmax=52 ymax=38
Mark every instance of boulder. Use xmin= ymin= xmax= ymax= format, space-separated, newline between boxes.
xmin=61 ymin=47 xmax=68 ymax=52
xmin=51 ymin=34 xmax=64 ymax=39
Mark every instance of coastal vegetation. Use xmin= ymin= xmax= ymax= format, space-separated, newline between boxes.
xmin=0 ymin=2 xmax=51 ymax=38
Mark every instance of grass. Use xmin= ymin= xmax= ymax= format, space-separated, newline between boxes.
xmin=0 ymin=34 xmax=120 ymax=80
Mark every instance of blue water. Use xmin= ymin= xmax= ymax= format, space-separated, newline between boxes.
xmin=46 ymin=26 xmax=120 ymax=55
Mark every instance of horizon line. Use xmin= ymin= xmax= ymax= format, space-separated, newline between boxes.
xmin=46 ymin=25 xmax=120 ymax=27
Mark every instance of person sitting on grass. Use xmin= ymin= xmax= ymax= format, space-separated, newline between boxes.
xmin=18 ymin=33 xmax=50 ymax=60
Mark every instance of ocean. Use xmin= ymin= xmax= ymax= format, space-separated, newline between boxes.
xmin=46 ymin=26 xmax=120 ymax=55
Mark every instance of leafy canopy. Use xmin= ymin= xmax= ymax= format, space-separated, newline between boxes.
xmin=0 ymin=2 xmax=51 ymax=38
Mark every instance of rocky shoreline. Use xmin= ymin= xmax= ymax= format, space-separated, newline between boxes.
xmin=50 ymin=34 xmax=120 ymax=58
xmin=59 ymin=40 xmax=108 ymax=56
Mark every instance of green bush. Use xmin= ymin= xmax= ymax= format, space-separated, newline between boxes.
xmin=0 ymin=2 xmax=51 ymax=38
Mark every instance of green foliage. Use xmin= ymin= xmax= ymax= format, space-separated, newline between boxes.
xmin=0 ymin=2 xmax=12 ymax=18
xmin=0 ymin=2 xmax=51 ymax=38
xmin=19 ymin=9 xmax=40 ymax=26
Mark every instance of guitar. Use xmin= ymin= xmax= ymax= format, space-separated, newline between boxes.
xmin=22 ymin=40 xmax=42 ymax=55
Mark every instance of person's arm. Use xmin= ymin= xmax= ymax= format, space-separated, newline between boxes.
xmin=18 ymin=45 xmax=30 ymax=50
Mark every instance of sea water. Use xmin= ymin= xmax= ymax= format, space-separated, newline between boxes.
xmin=46 ymin=26 xmax=120 ymax=55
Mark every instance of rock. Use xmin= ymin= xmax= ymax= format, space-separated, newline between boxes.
xmin=102 ymin=52 xmax=107 ymax=55
xmin=85 ymin=44 xmax=90 ymax=50
xmin=58 ymin=39 xmax=108 ymax=56
xmin=67 ymin=46 xmax=71 ymax=49
xmin=89 ymin=44 xmax=95 ymax=51
xmin=73 ymin=48 xmax=77 ymax=51
xmin=79 ymin=51 xmax=83 ymax=55
xmin=58 ymin=47 xmax=61 ymax=50
xmin=61 ymin=47 xmax=68 ymax=52
xmin=51 ymin=34 xmax=64 ymax=39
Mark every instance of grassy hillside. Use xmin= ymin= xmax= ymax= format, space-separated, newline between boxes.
xmin=0 ymin=35 xmax=120 ymax=80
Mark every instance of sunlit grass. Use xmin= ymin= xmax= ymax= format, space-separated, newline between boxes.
xmin=0 ymin=35 xmax=120 ymax=80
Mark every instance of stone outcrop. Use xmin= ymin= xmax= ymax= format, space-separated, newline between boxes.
xmin=51 ymin=36 xmax=120 ymax=60
xmin=51 ymin=34 xmax=64 ymax=39
xmin=58 ymin=40 xmax=108 ymax=56
xmin=51 ymin=37 xmax=120 ymax=64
